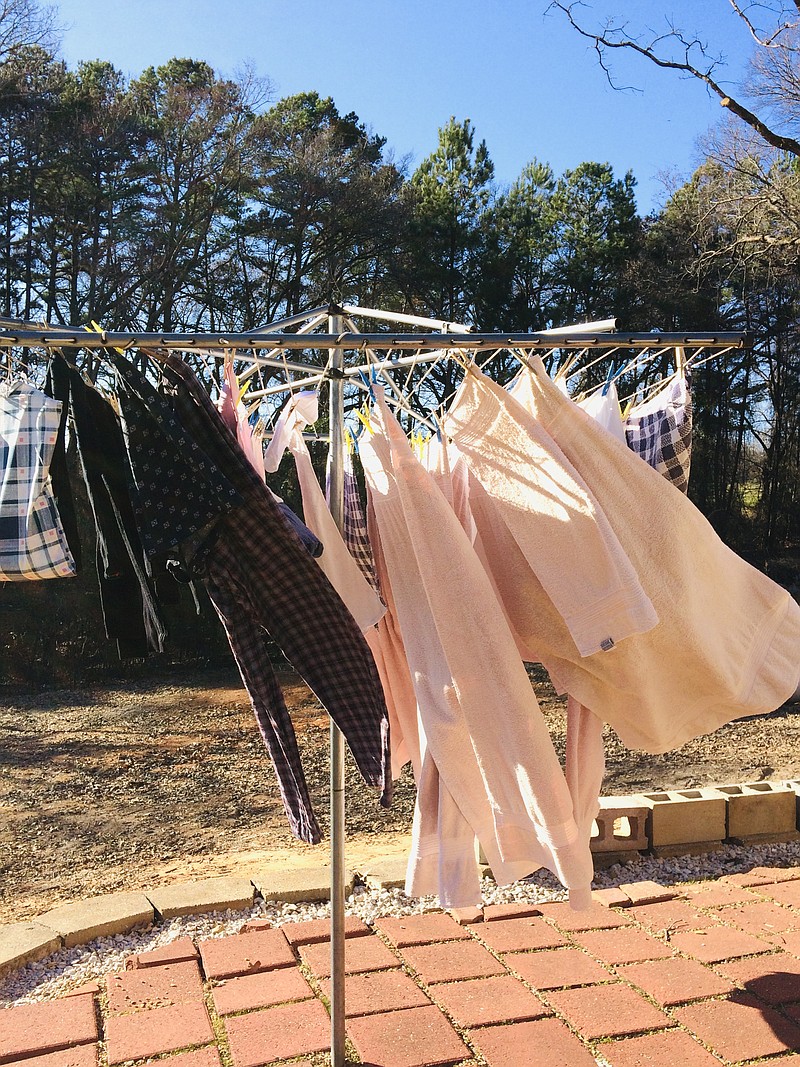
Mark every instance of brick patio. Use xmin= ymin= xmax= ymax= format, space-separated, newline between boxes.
xmin=4 ymin=868 xmax=800 ymax=1065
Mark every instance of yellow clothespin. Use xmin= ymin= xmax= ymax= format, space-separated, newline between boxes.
xmin=87 ymin=320 xmax=126 ymax=357
xmin=354 ymin=406 xmax=373 ymax=436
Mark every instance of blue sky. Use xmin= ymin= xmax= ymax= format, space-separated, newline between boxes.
xmin=53 ymin=0 xmax=756 ymax=214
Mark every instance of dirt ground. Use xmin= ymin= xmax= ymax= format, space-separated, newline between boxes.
xmin=2 ymin=663 xmax=800 ymax=926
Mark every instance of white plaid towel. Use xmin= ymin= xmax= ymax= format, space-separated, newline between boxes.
xmin=0 ymin=378 xmax=77 ymax=580
xmin=625 ymin=370 xmax=693 ymax=494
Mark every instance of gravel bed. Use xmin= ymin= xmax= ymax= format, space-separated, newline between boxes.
xmin=3 ymin=838 xmax=800 ymax=1008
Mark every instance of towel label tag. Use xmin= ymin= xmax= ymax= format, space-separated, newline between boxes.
xmin=600 ymin=637 xmax=615 ymax=652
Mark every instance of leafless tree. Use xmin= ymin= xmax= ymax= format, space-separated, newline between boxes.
xmin=549 ymin=1 xmax=800 ymax=156
xmin=0 ymin=0 xmax=58 ymax=61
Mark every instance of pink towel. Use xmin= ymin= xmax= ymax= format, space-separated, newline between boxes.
xmin=360 ymin=387 xmax=594 ymax=909
xmin=455 ymin=358 xmax=800 ymax=754
xmin=445 ymin=367 xmax=658 ymax=659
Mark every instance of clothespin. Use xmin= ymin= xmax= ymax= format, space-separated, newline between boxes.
xmin=87 ymin=320 xmax=126 ymax=357
xmin=354 ymin=405 xmax=373 ymax=436
xmin=358 ymin=369 xmax=376 ymax=402
xmin=601 ymin=361 xmax=617 ymax=396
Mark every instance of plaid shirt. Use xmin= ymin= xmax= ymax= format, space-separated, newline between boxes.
xmin=0 ymin=379 xmax=77 ymax=581
xmin=625 ymin=371 xmax=693 ymax=494
xmin=161 ymin=356 xmax=392 ymax=841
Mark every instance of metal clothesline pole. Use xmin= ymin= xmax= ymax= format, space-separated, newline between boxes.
xmin=326 ymin=312 xmax=347 ymax=1067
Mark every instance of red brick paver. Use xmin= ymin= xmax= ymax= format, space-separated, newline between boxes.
xmin=617 ymin=880 xmax=677 ymax=905
xmin=299 ymin=933 xmax=400 ymax=978
xmin=320 ymin=969 xmax=431 ymax=1016
xmin=129 ymin=936 xmax=200 ymax=969
xmin=482 ymin=902 xmax=542 ymax=921
xmin=154 ymin=1050 xmax=222 ymax=1067
xmin=2 ymin=1047 xmax=99 ymax=1067
xmin=675 ymin=991 xmax=800 ymax=1061
xmin=0 ymin=993 xmax=98 ymax=1061
xmin=211 ymin=965 xmax=313 ymax=1015
xmin=617 ymin=955 xmax=735 ymax=1006
xmin=592 ymin=887 xmax=630 ymax=908
xmin=347 ymin=1004 xmax=468 ymax=1067
xmin=669 ymin=924 xmax=772 ymax=963
xmin=625 ymin=899 xmax=715 ymax=933
xmin=571 ymin=925 xmax=673 ymax=964
xmin=685 ymin=880 xmax=759 ymax=908
xmin=224 ymin=999 xmax=330 ymax=1066
xmin=545 ymin=982 xmax=670 ymax=1039
xmin=105 ymin=1001 xmax=214 ymax=1065
xmin=430 ymin=974 xmax=550 ymax=1027
xmin=755 ymin=880 xmax=800 ymax=908
xmin=472 ymin=915 xmax=566 ymax=953
xmin=722 ymin=900 xmax=799 ymax=936
xmin=198 ymin=928 xmax=294 ymax=979
xmin=107 ymin=960 xmax=204 ymax=1013
xmin=470 ymin=1016 xmax=598 ymax=1067
xmin=279 ymin=915 xmax=369 ymax=947
xmin=399 ymin=940 xmax=506 ymax=984
xmin=506 ymin=947 xmax=612 ymax=989
xmin=600 ymin=1028 xmax=722 ymax=1067
xmin=715 ymin=951 xmax=800 ymax=1005
xmin=376 ymin=912 xmax=469 ymax=946
xmin=537 ymin=900 xmax=631 ymax=932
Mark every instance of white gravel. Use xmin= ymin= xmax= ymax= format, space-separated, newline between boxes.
xmin=3 ymin=838 xmax=800 ymax=1007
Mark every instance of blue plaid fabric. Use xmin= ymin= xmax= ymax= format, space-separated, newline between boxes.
xmin=0 ymin=379 xmax=77 ymax=581
xmin=625 ymin=370 xmax=693 ymax=494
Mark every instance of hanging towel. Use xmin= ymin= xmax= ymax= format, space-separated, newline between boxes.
xmin=625 ymin=369 xmax=693 ymax=493
xmin=360 ymin=387 xmax=594 ymax=910
xmin=445 ymin=366 xmax=658 ymax=660
xmin=483 ymin=356 xmax=800 ymax=754
xmin=0 ymin=378 xmax=77 ymax=581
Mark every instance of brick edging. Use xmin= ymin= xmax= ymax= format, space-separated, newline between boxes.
xmin=3 ymin=780 xmax=800 ymax=981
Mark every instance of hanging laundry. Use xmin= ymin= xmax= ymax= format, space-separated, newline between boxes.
xmin=341 ymin=447 xmax=380 ymax=594
xmin=46 ymin=357 xmax=166 ymax=658
xmin=0 ymin=378 xmax=77 ymax=581
xmin=156 ymin=355 xmax=392 ymax=843
xmin=445 ymin=367 xmax=658 ymax=660
xmin=625 ymin=367 xmax=693 ymax=493
xmin=264 ymin=390 xmax=385 ymax=634
xmin=105 ymin=351 xmax=242 ymax=559
xmin=217 ymin=356 xmax=265 ymax=481
xmin=360 ymin=387 xmax=594 ymax=910
xmin=452 ymin=359 xmax=800 ymax=756
xmin=577 ymin=380 xmax=627 ymax=444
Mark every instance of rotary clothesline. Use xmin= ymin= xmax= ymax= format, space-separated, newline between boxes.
xmin=0 ymin=313 xmax=749 ymax=1067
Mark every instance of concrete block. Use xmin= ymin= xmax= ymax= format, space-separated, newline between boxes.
xmin=39 ymin=892 xmax=154 ymax=948
xmin=253 ymin=866 xmax=353 ymax=903
xmin=651 ymin=841 xmax=725 ymax=859
xmin=591 ymin=795 xmax=648 ymax=853
xmin=639 ymin=788 xmax=726 ymax=848
xmin=716 ymin=781 xmax=800 ymax=842
xmin=356 ymin=856 xmax=408 ymax=891
xmin=0 ymin=921 xmax=62 ymax=977
xmin=146 ymin=877 xmax=255 ymax=919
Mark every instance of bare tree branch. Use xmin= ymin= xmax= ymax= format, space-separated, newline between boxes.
xmin=728 ymin=0 xmax=798 ymax=48
xmin=550 ymin=1 xmax=800 ymax=156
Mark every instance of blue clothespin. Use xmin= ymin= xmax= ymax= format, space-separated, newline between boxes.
xmin=358 ymin=370 xmax=376 ymax=402
xmin=601 ymin=362 xmax=617 ymax=396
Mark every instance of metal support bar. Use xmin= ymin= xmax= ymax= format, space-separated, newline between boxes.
xmin=0 ymin=329 xmax=750 ymax=350
xmin=327 ymin=313 xmax=347 ymax=1067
